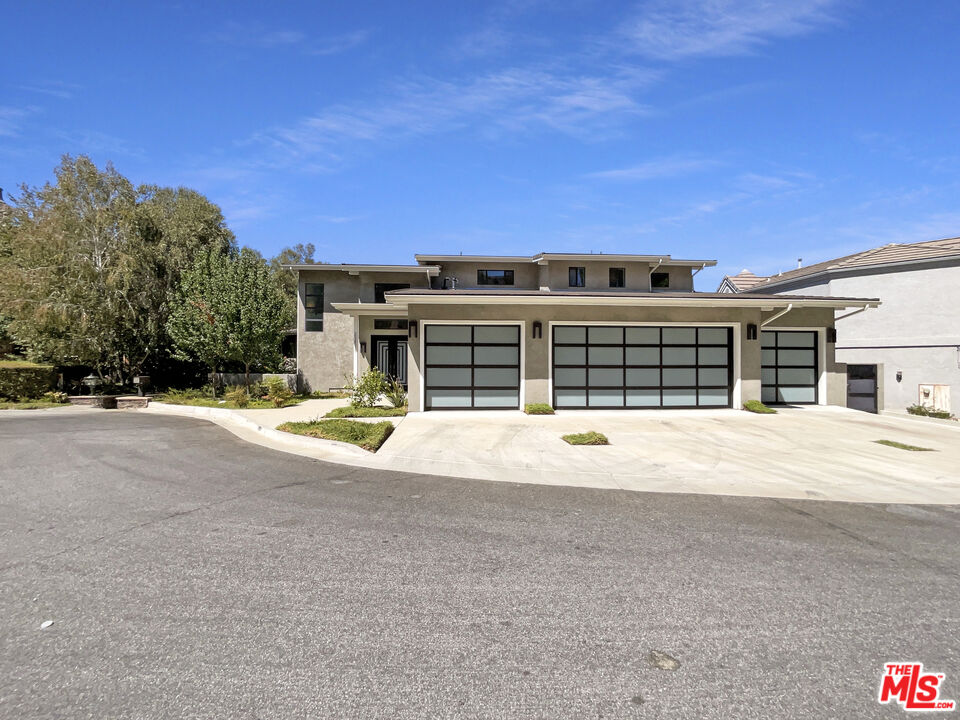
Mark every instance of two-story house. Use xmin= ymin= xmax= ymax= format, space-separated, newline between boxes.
xmin=719 ymin=237 xmax=960 ymax=414
xmin=286 ymin=252 xmax=878 ymax=412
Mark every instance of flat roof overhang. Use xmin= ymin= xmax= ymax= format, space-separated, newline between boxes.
xmin=382 ymin=289 xmax=880 ymax=311
xmin=413 ymin=253 xmax=717 ymax=267
xmin=331 ymin=302 xmax=408 ymax=316
xmin=283 ymin=263 xmax=441 ymax=276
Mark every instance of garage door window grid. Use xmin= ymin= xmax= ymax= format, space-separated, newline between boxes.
xmin=761 ymin=330 xmax=818 ymax=404
xmin=424 ymin=325 xmax=520 ymax=409
xmin=552 ymin=325 xmax=732 ymax=408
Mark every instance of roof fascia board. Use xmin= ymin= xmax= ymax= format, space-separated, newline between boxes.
xmin=384 ymin=294 xmax=878 ymax=310
xmin=283 ymin=263 xmax=440 ymax=276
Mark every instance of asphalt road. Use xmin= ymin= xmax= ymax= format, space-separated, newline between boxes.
xmin=1 ymin=411 xmax=958 ymax=719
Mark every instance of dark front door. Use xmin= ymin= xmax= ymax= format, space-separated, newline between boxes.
xmin=847 ymin=364 xmax=877 ymax=413
xmin=371 ymin=335 xmax=408 ymax=387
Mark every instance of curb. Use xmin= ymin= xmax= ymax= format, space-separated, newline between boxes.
xmin=142 ymin=402 xmax=373 ymax=460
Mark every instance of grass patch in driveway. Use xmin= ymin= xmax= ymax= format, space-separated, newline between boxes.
xmin=562 ymin=431 xmax=610 ymax=446
xmin=743 ymin=400 xmax=776 ymax=414
xmin=524 ymin=403 xmax=555 ymax=415
xmin=277 ymin=419 xmax=394 ymax=452
xmin=874 ymin=439 xmax=935 ymax=452
xmin=324 ymin=405 xmax=407 ymax=418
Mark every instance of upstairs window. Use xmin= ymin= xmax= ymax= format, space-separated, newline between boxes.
xmin=477 ymin=269 xmax=514 ymax=286
xmin=304 ymin=283 xmax=324 ymax=331
xmin=569 ymin=266 xmax=586 ymax=287
xmin=609 ymin=267 xmax=625 ymax=288
xmin=375 ymin=283 xmax=409 ymax=303
xmin=651 ymin=272 xmax=670 ymax=289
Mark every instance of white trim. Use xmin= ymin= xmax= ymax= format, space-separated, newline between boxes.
xmin=284 ymin=263 xmax=441 ymax=276
xmin=548 ymin=320 xmax=742 ymax=410
xmin=385 ymin=294 xmax=877 ymax=310
xmin=762 ymin=326 xmax=828 ymax=406
xmin=417 ymin=320 xmax=526 ymax=411
xmin=331 ymin=302 xmax=408 ymax=316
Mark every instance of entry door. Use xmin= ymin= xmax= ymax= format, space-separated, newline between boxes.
xmin=372 ymin=336 xmax=408 ymax=387
xmin=847 ymin=364 xmax=877 ymax=413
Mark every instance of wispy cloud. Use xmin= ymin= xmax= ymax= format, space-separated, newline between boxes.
xmin=15 ymin=80 xmax=82 ymax=100
xmin=254 ymin=65 xmax=658 ymax=165
xmin=52 ymin=129 xmax=144 ymax=159
xmin=207 ymin=21 xmax=370 ymax=55
xmin=620 ymin=0 xmax=841 ymax=60
xmin=0 ymin=105 xmax=39 ymax=137
xmin=587 ymin=154 xmax=720 ymax=181
xmin=317 ymin=214 xmax=361 ymax=224
xmin=308 ymin=29 xmax=372 ymax=56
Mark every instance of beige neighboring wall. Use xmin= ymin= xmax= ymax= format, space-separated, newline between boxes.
xmin=297 ymin=269 xmax=430 ymax=391
xmin=405 ymin=303 xmax=780 ymax=412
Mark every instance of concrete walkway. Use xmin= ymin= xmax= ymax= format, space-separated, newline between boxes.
xmin=138 ymin=400 xmax=960 ymax=505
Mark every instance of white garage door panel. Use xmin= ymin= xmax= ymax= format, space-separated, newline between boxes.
xmin=552 ymin=325 xmax=733 ymax=410
xmin=424 ymin=324 xmax=520 ymax=410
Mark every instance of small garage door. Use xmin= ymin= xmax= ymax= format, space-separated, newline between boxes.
xmin=761 ymin=330 xmax=818 ymax=404
xmin=424 ymin=324 xmax=520 ymax=410
xmin=552 ymin=325 xmax=733 ymax=409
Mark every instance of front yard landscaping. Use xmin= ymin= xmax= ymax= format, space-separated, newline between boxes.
xmin=524 ymin=403 xmax=555 ymax=415
xmin=743 ymin=400 xmax=777 ymax=414
xmin=0 ymin=398 xmax=70 ymax=410
xmin=324 ymin=406 xmax=407 ymax=418
xmin=277 ymin=419 xmax=395 ymax=452
xmin=562 ymin=431 xmax=610 ymax=446
xmin=154 ymin=388 xmax=309 ymax=410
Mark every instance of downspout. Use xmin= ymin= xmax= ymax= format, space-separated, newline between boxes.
xmin=648 ymin=258 xmax=663 ymax=291
xmin=834 ymin=305 xmax=868 ymax=322
xmin=761 ymin=303 xmax=794 ymax=327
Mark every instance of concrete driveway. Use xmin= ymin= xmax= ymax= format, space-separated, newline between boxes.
xmin=1 ymin=411 xmax=958 ymax=719
xmin=376 ymin=407 xmax=960 ymax=504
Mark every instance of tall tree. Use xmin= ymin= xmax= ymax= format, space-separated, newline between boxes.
xmin=0 ymin=155 xmax=235 ymax=384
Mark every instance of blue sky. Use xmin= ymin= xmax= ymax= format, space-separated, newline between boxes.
xmin=2 ymin=1 xmax=959 ymax=289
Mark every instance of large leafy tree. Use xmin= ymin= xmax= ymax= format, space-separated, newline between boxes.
xmin=0 ymin=155 xmax=235 ymax=384
xmin=168 ymin=248 xmax=289 ymax=392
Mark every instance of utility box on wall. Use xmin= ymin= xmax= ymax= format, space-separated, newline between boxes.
xmin=918 ymin=384 xmax=951 ymax=414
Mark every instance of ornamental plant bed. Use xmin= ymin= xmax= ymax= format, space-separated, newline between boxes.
xmin=743 ymin=400 xmax=777 ymax=414
xmin=524 ymin=403 xmax=555 ymax=415
xmin=324 ymin=406 xmax=407 ymax=418
xmin=277 ymin=419 xmax=395 ymax=452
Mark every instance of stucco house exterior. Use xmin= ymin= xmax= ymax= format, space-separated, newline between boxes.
xmin=286 ymin=252 xmax=878 ymax=412
xmin=719 ymin=237 xmax=960 ymax=414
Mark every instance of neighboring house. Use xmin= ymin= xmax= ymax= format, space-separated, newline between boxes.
xmin=718 ymin=237 xmax=960 ymax=414
xmin=286 ymin=252 xmax=877 ymax=412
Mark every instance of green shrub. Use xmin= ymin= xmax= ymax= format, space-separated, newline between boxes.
xmin=385 ymin=377 xmax=407 ymax=408
xmin=0 ymin=361 xmax=57 ymax=400
xmin=906 ymin=404 xmax=953 ymax=420
xmin=277 ymin=419 xmax=394 ymax=452
xmin=265 ymin=377 xmax=293 ymax=408
xmin=43 ymin=390 xmax=69 ymax=404
xmin=874 ymin=439 xmax=935 ymax=452
xmin=743 ymin=400 xmax=777 ymax=414
xmin=346 ymin=368 xmax=388 ymax=408
xmin=225 ymin=385 xmax=250 ymax=408
xmin=324 ymin=405 xmax=407 ymax=418
xmin=562 ymin=431 xmax=610 ymax=446
xmin=524 ymin=403 xmax=555 ymax=415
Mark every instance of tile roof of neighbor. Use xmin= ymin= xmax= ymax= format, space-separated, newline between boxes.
xmin=734 ymin=236 xmax=960 ymax=291
xmin=721 ymin=270 xmax=768 ymax=291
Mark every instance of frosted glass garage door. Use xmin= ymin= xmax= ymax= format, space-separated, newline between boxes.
xmin=761 ymin=330 xmax=818 ymax=404
xmin=424 ymin=325 xmax=520 ymax=410
xmin=552 ymin=326 xmax=732 ymax=409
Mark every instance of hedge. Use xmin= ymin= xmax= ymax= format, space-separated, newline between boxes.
xmin=0 ymin=361 xmax=57 ymax=400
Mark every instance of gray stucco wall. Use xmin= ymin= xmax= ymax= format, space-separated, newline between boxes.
xmin=774 ymin=261 xmax=960 ymax=411
xmin=297 ymin=269 xmax=431 ymax=391
xmin=404 ymin=303 xmax=840 ymax=412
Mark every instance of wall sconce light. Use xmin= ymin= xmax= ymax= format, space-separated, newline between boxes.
xmin=827 ymin=327 xmax=837 ymax=343
xmin=746 ymin=323 xmax=757 ymax=340
xmin=359 ymin=341 xmax=367 ymax=354
xmin=896 ymin=370 xmax=903 ymax=383
xmin=532 ymin=321 xmax=542 ymax=339
xmin=408 ymin=320 xmax=418 ymax=338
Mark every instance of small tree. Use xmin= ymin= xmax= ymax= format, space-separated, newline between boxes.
xmin=167 ymin=250 xmax=232 ymax=397
xmin=226 ymin=249 xmax=289 ymax=389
